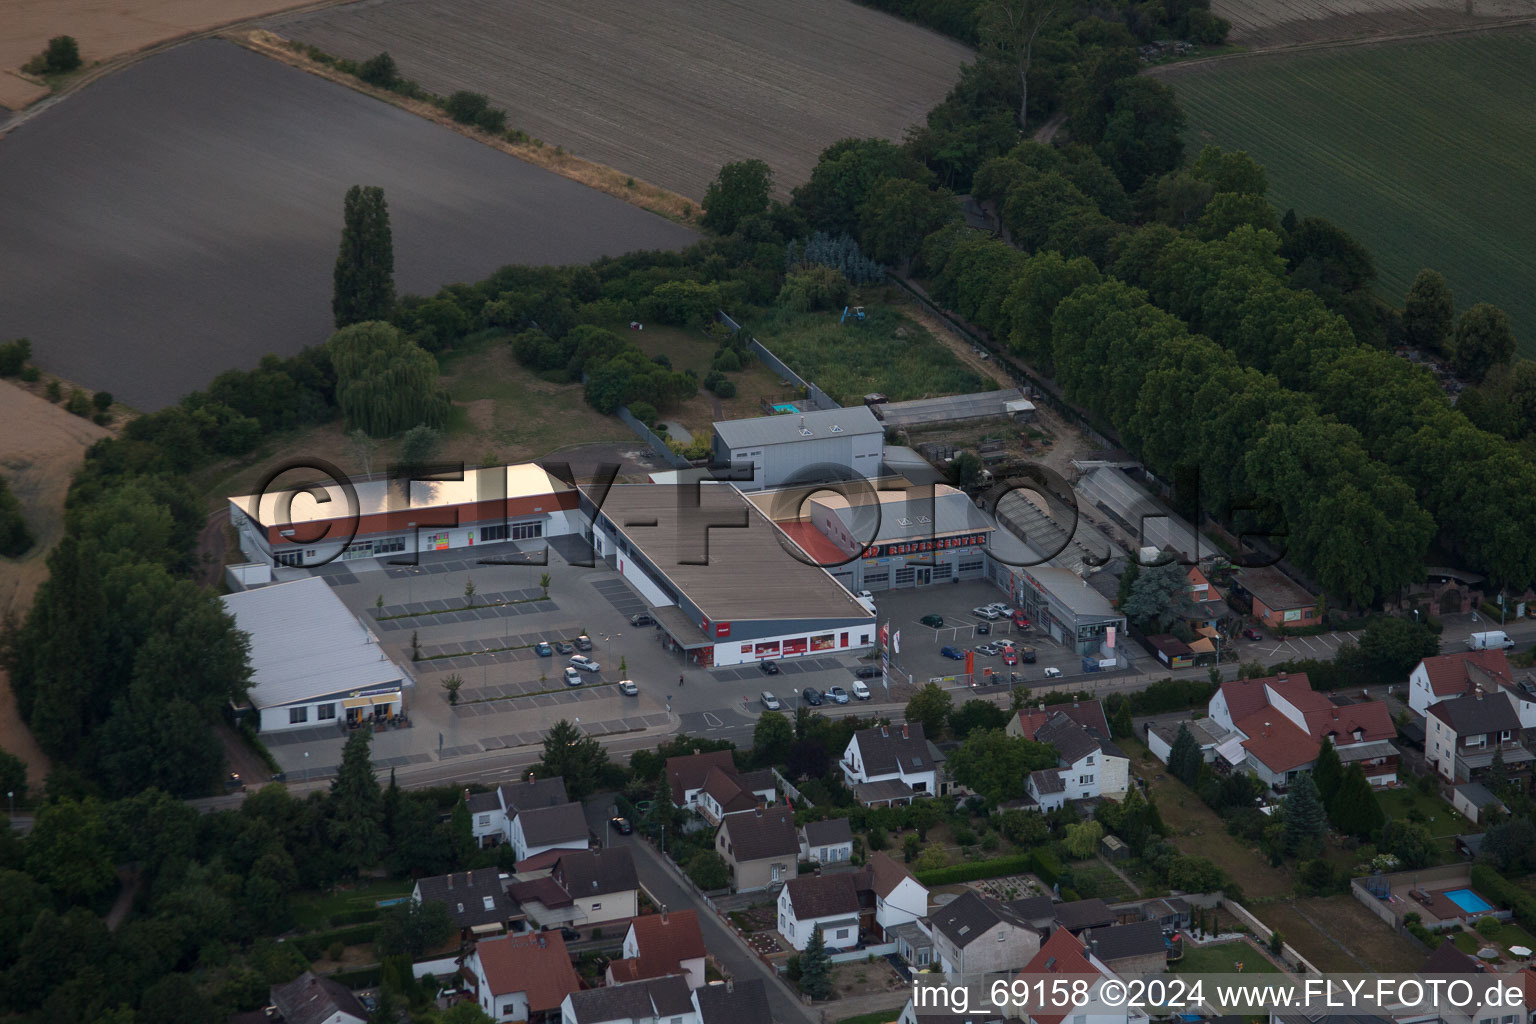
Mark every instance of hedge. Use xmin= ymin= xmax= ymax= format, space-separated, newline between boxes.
xmin=1471 ymin=864 xmax=1536 ymax=931
xmin=295 ymin=923 xmax=380 ymax=959
xmin=1031 ymin=848 xmax=1063 ymax=886
xmin=915 ymin=853 xmax=1033 ymax=887
xmin=329 ymin=908 xmax=382 ymax=927
xmin=327 ymin=965 xmax=383 ymax=988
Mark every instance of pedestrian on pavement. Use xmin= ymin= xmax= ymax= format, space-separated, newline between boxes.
xmin=678 ymin=674 xmax=684 ymax=687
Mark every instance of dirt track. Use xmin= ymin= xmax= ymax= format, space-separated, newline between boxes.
xmin=264 ymin=0 xmax=973 ymax=200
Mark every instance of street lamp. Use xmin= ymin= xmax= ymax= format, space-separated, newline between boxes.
xmin=5 ymin=790 xmax=12 ymax=817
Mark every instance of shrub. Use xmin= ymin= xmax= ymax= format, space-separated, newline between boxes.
xmin=65 ymin=389 xmax=91 ymax=417
xmin=327 ymin=941 xmax=345 ymax=961
xmin=0 ymin=338 xmax=31 ymax=376
xmin=45 ymin=379 xmax=61 ymax=402
xmin=867 ymin=826 xmax=888 ymax=851
xmin=628 ymin=401 xmax=658 ymax=426
xmin=24 ymin=36 xmax=81 ymax=76
xmin=91 ymin=390 xmax=113 ymax=411
xmin=19 ymin=366 xmax=40 ymax=383
xmin=915 ymin=853 xmax=1034 ymax=886
xmin=445 ymin=90 xmax=491 ymax=126
xmin=713 ymin=348 xmax=742 ymax=372
xmin=1474 ymin=915 xmax=1502 ymax=936
xmin=953 ymin=825 xmax=977 ymax=847
xmin=713 ymin=379 xmax=737 ymax=399
xmin=475 ymin=107 xmax=507 ymax=134
xmin=358 ymin=52 xmax=398 ymax=88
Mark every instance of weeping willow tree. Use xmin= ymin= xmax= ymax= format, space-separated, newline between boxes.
xmin=328 ymin=321 xmax=451 ymax=437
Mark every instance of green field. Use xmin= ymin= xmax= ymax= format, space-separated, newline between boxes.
xmin=750 ymin=304 xmax=991 ymax=406
xmin=1168 ymin=28 xmax=1536 ymax=351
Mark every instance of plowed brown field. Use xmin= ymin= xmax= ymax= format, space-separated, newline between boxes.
xmin=264 ymin=0 xmax=974 ymax=200
xmin=1211 ymin=0 xmax=1536 ymax=46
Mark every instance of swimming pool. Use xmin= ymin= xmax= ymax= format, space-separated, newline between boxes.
xmin=1444 ymin=888 xmax=1494 ymax=914
xmin=771 ymin=403 xmax=800 ymax=414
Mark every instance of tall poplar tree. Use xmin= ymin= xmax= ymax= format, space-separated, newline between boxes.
xmin=333 ymin=185 xmax=396 ymax=328
xmin=1312 ymin=736 xmax=1343 ymax=820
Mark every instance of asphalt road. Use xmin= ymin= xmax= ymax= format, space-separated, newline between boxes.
xmin=580 ymin=796 xmax=814 ymax=1024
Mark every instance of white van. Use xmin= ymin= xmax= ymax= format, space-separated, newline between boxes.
xmin=1468 ymin=631 xmax=1514 ymax=651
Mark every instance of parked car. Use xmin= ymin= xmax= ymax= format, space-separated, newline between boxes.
xmin=854 ymin=665 xmax=880 ymax=678
xmin=629 ymin=613 xmax=654 ymax=627
xmin=802 ymin=687 xmax=824 ymax=706
xmin=617 ymin=680 xmax=638 ymax=696
xmin=825 ymin=686 xmax=851 ymax=704
xmin=610 ymin=816 xmax=632 ymax=834
xmin=920 ymin=614 xmax=944 ymax=628
xmin=995 ymin=638 xmax=1015 ymax=650
xmin=976 ymin=622 xmax=991 ymax=635
xmin=1042 ymin=666 xmax=1062 ymax=679
xmin=976 ymin=643 xmax=1000 ymax=656
xmin=851 ymin=680 xmax=872 ymax=700
xmin=1012 ymin=611 xmax=1030 ymax=629
xmin=972 ymin=606 xmax=1002 ymax=620
xmin=1003 ymin=649 xmax=1018 ymax=666
xmin=563 ymin=667 xmax=582 ymax=686
xmin=558 ymin=927 xmax=581 ymax=941
xmin=575 ymin=635 xmax=594 ymax=650
xmin=555 ymin=641 xmax=574 ymax=655
xmin=534 ymin=641 xmax=553 ymax=657
xmin=760 ymin=660 xmax=780 ymax=675
xmin=940 ymin=645 xmax=965 ymax=660
xmin=857 ymin=590 xmax=875 ymax=602
xmin=569 ymin=654 xmax=601 ymax=673
xmin=1242 ymin=628 xmax=1264 ymax=641
xmin=761 ymin=690 xmax=782 ymax=710
xmin=1019 ymin=646 xmax=1036 ymax=663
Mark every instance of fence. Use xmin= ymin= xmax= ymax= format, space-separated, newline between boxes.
xmin=1219 ymin=898 xmax=1323 ymax=977
xmin=721 ymin=308 xmax=841 ymax=411
xmin=771 ymin=767 xmax=814 ymax=808
xmin=616 ymin=405 xmax=693 ymax=470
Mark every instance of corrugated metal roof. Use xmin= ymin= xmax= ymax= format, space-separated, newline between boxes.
xmin=712 ymin=406 xmax=882 ymax=449
xmin=222 ymin=577 xmax=403 ymax=708
xmin=230 ymin=463 xmax=570 ymax=526
xmin=874 ymin=389 xmax=1024 ymax=427
xmin=1073 ymin=465 xmax=1207 ymax=563
xmin=1026 ymin=567 xmax=1117 ymax=618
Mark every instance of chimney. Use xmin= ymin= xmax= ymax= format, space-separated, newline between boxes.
xmin=901 ymin=724 xmax=909 ymax=740
xmin=1091 ymin=939 xmax=1100 ymax=957
xmin=447 ymin=874 xmax=455 ymax=890
xmin=662 ymin=909 xmax=669 ymax=924
xmin=755 ymin=806 xmax=763 ymax=817
xmin=1332 ymin=708 xmax=1339 ymax=720
xmin=1277 ymin=671 xmax=1287 ymax=683
xmin=1264 ymin=721 xmax=1271 ymax=736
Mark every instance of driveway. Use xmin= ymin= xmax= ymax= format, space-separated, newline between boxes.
xmin=582 ymin=796 xmax=814 ymax=1024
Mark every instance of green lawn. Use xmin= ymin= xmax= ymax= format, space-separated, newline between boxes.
xmin=290 ymin=879 xmax=413 ymax=932
xmin=1168 ymin=28 xmax=1536 ymax=351
xmin=1375 ymin=787 xmax=1471 ymax=838
xmin=1067 ymin=859 xmax=1138 ymax=902
xmin=1174 ymin=940 xmax=1281 ymax=975
xmin=749 ymin=304 xmax=991 ymax=405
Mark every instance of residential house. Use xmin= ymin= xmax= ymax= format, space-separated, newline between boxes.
xmin=1231 ymin=565 xmax=1320 ymax=629
xmin=550 ymin=847 xmax=639 ymax=926
xmin=1208 ymin=672 xmax=1397 ymax=791
xmin=510 ymin=802 xmax=590 ymax=862
xmin=887 ymin=920 xmax=935 ymax=971
xmin=1051 ymin=898 xmax=1115 ymax=936
xmin=1426 ymin=689 xmax=1534 ymax=783
xmin=1184 ymin=564 xmax=1230 ymax=631
xmin=470 ymin=775 xmax=569 ymax=848
xmin=842 ymin=723 xmax=945 ymax=801
xmin=1408 ymin=651 xmax=1536 ymax=727
xmin=777 ymin=873 xmax=864 ymax=952
xmin=462 ymin=931 xmax=582 ymax=1024
xmin=1008 ymin=895 xmax=1059 ymax=933
xmin=1008 ymin=700 xmax=1112 ymax=743
xmin=1023 ymin=712 xmax=1129 ymax=808
xmin=696 ymin=764 xmax=777 ymax=825
xmin=666 ymin=751 xmax=739 ymax=812
xmin=268 ymin=971 xmax=368 ymax=1024
xmin=1451 ymin=782 xmax=1509 ymax=826
xmin=862 ymin=851 xmax=928 ymax=941
xmin=1080 ymin=921 xmax=1168 ymax=975
xmin=1139 ymin=897 xmax=1191 ymax=932
xmin=606 ymin=909 xmax=707 ymax=990
xmin=929 ymin=890 xmax=1043 ymax=975
xmin=1146 ymin=718 xmax=1237 ymax=767
xmin=1014 ymin=927 xmax=1148 ymax=1024
xmin=559 ymin=976 xmax=695 ymax=1024
xmin=507 ymin=875 xmax=575 ymax=930
xmin=693 ymin=979 xmax=772 ymax=1024
xmin=412 ymin=870 xmax=519 ymax=940
xmin=716 ymin=806 xmax=800 ymax=892
xmin=800 ymin=818 xmax=854 ymax=866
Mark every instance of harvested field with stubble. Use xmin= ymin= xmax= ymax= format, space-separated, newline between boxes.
xmin=1167 ymin=26 xmax=1536 ymax=350
xmin=264 ymin=0 xmax=974 ymax=200
xmin=0 ymin=39 xmax=698 ymax=412
xmin=1210 ymin=0 xmax=1536 ymax=46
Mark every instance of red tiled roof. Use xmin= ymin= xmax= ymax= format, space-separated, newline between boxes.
xmin=777 ymin=521 xmax=850 ymax=566
xmin=1219 ymin=673 xmax=1320 ymax=723
xmin=607 ymin=958 xmax=643 ymax=983
xmin=1419 ymin=650 xmax=1513 ymax=697
xmin=1302 ymin=702 xmax=1396 ymax=747
xmin=625 ymin=911 xmax=706 ymax=980
xmin=1016 ymin=928 xmax=1104 ymax=1024
xmin=471 ymin=932 xmax=581 ymax=1013
xmin=1235 ymin=712 xmax=1319 ymax=775
xmin=1014 ymin=710 xmax=1051 ymax=740
xmin=514 ymin=848 xmax=569 ymax=873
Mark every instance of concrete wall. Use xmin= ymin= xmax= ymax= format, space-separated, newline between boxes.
xmin=1219 ymin=898 xmax=1322 ymax=977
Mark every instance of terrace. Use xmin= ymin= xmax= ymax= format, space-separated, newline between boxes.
xmin=1353 ymin=863 xmax=1509 ymax=931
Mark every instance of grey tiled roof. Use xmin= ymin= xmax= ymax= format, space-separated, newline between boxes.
xmin=414 ymin=870 xmax=513 ymax=929
xmin=270 ymin=972 xmax=367 ymax=1024
xmin=517 ymin=802 xmax=588 ymax=846
xmin=565 ymin=975 xmax=694 ymax=1024
xmin=803 ymin=818 xmax=853 ymax=847
xmin=695 ymin=979 xmax=772 ymax=1024
xmin=721 ymin=806 xmax=799 ymax=862
xmin=852 ymin=723 xmax=934 ymax=775
xmin=1035 ymin=713 xmax=1101 ymax=766
xmin=501 ymin=776 xmax=569 ymax=814
xmin=930 ymin=890 xmax=1037 ymax=949
xmin=554 ymin=847 xmax=638 ymax=898
xmin=1053 ymin=898 xmax=1114 ymax=932
xmin=1082 ymin=921 xmax=1165 ymax=962
xmin=1029 ymin=769 xmax=1065 ymax=795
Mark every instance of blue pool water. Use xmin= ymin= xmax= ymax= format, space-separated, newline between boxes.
xmin=772 ymin=403 xmax=799 ymax=413
xmin=1445 ymin=888 xmax=1494 ymax=914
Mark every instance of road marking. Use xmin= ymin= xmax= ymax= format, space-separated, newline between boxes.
xmin=703 ymin=712 xmax=724 ymax=728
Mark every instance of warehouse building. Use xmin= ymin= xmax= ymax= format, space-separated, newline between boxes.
xmin=753 ymin=483 xmax=993 ymax=592
xmin=1004 ymin=565 xmax=1125 ymax=659
xmin=711 ymin=406 xmax=884 ymax=493
xmin=581 ymin=482 xmax=875 ymax=667
xmin=221 ymin=576 xmax=409 ymax=732
xmin=229 ymin=464 xmax=580 ymax=568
